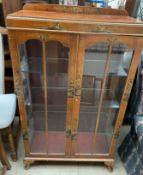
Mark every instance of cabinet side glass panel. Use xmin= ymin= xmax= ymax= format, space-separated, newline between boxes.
xmin=75 ymin=42 xmax=133 ymax=155
xmin=46 ymin=41 xmax=69 ymax=155
xmin=19 ymin=40 xmax=47 ymax=154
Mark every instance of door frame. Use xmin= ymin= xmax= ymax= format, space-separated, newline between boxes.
xmin=8 ymin=30 xmax=78 ymax=158
xmin=71 ymin=34 xmax=143 ymax=158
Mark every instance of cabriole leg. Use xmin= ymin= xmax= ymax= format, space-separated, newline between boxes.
xmin=24 ymin=160 xmax=35 ymax=170
xmin=104 ymin=161 xmax=114 ymax=172
xmin=0 ymin=135 xmax=11 ymax=170
xmin=8 ymin=127 xmax=17 ymax=162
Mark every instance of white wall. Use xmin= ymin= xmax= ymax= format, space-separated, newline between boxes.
xmin=108 ymin=0 xmax=127 ymax=9
xmin=137 ymin=0 xmax=143 ymax=19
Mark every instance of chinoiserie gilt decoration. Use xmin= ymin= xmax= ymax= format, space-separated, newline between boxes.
xmin=14 ymin=68 xmax=23 ymax=97
xmin=122 ymin=78 xmax=134 ymax=102
xmin=39 ymin=35 xmax=49 ymax=42
xmin=91 ymin=25 xmax=112 ymax=33
xmin=6 ymin=3 xmax=143 ymax=172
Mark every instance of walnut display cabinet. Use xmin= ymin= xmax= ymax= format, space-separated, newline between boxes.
xmin=6 ymin=3 xmax=143 ymax=171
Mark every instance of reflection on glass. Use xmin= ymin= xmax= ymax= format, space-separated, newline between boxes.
xmin=76 ymin=43 xmax=133 ymax=155
xmin=19 ymin=40 xmax=46 ymax=154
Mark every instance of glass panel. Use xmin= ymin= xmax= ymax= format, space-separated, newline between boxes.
xmin=19 ymin=40 xmax=46 ymax=154
xmin=76 ymin=42 xmax=133 ymax=155
xmin=94 ymin=43 xmax=133 ymax=154
xmin=76 ymin=43 xmax=109 ymax=155
xmin=46 ymin=41 xmax=69 ymax=154
xmin=19 ymin=40 xmax=70 ymax=155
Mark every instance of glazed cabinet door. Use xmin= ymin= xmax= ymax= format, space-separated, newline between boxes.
xmin=71 ymin=35 xmax=141 ymax=158
xmin=9 ymin=31 xmax=78 ymax=157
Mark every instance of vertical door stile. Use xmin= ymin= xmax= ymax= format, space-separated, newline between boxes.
xmin=70 ymin=35 xmax=85 ymax=156
xmin=65 ymin=40 xmax=73 ymax=157
xmin=65 ymin=34 xmax=79 ymax=157
xmin=8 ymin=35 xmax=30 ymax=155
xmin=70 ymin=34 xmax=80 ymax=156
xmin=42 ymin=41 xmax=48 ymax=154
xmin=93 ymin=42 xmax=113 ymax=149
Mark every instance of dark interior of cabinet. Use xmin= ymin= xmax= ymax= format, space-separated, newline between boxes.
xmin=0 ymin=4 xmax=5 ymax=26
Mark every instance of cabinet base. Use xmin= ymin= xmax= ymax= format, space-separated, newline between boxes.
xmin=23 ymin=157 xmax=114 ymax=172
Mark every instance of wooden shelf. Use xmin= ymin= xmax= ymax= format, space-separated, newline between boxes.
xmin=30 ymin=132 xmax=110 ymax=155
xmin=30 ymin=132 xmax=66 ymax=155
xmin=5 ymin=77 xmax=13 ymax=81
xmin=76 ymin=132 xmax=110 ymax=155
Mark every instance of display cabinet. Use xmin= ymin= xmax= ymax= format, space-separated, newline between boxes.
xmin=6 ymin=3 xmax=143 ymax=171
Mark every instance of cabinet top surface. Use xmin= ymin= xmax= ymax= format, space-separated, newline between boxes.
xmin=7 ymin=3 xmax=143 ymax=25
xmin=6 ymin=4 xmax=143 ymax=36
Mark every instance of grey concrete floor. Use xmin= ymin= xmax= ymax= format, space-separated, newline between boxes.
xmin=1 ymin=126 xmax=129 ymax=175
